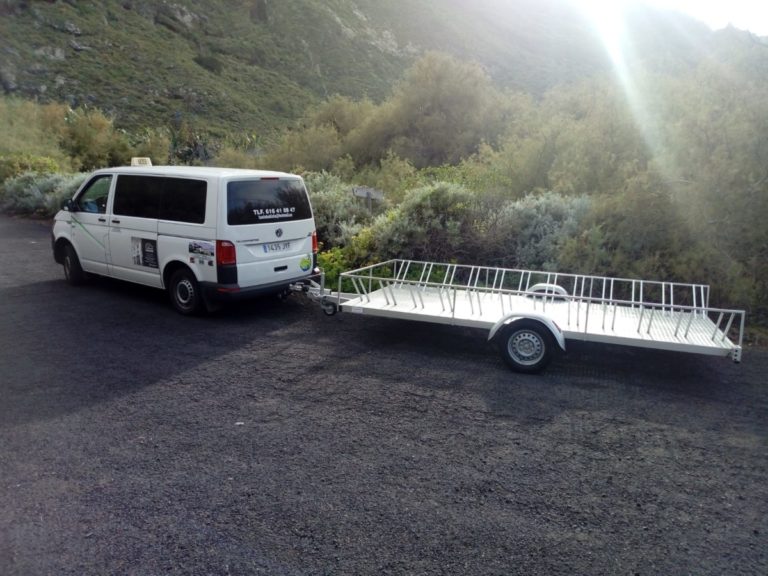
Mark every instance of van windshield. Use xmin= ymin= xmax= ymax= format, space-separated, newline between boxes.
xmin=227 ymin=179 xmax=312 ymax=225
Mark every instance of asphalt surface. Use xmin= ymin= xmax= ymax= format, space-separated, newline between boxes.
xmin=1 ymin=214 xmax=767 ymax=575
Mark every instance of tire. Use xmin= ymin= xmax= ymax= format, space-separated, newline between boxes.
xmin=322 ymin=301 xmax=337 ymax=316
xmin=276 ymin=289 xmax=292 ymax=302
xmin=63 ymin=244 xmax=86 ymax=286
xmin=498 ymin=320 xmax=553 ymax=374
xmin=168 ymin=268 xmax=203 ymax=315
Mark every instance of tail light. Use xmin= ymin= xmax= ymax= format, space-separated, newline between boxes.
xmin=311 ymin=231 xmax=318 ymax=254
xmin=216 ymin=240 xmax=237 ymax=266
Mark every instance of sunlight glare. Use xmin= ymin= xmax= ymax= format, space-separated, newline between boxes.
xmin=576 ymin=0 xmax=630 ymax=67
xmin=570 ymin=0 xmax=662 ymax=168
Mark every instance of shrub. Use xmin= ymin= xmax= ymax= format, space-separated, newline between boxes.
xmin=354 ymin=152 xmax=421 ymax=205
xmin=194 ymin=54 xmax=224 ymax=75
xmin=304 ymin=171 xmax=373 ymax=248
xmin=368 ymin=182 xmax=476 ymax=262
xmin=131 ymin=128 xmax=171 ymax=166
xmin=317 ymin=246 xmax=351 ymax=291
xmin=210 ymin=145 xmax=260 ymax=169
xmin=0 ymin=154 xmax=60 ymax=184
xmin=0 ymin=172 xmax=87 ymax=218
xmin=355 ymin=185 xmax=589 ymax=269
xmin=61 ymin=107 xmax=132 ymax=170
xmin=0 ymin=97 xmax=70 ymax=169
xmin=263 ymin=124 xmax=342 ymax=172
xmin=476 ymin=190 xmax=591 ymax=269
xmin=557 ymin=173 xmax=690 ymax=280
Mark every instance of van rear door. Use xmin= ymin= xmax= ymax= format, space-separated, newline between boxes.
xmin=223 ymin=177 xmax=315 ymax=288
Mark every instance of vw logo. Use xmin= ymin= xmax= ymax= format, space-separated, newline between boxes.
xmin=275 ymin=228 xmax=283 ymax=238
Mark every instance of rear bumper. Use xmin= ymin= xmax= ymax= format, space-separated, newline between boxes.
xmin=201 ymin=271 xmax=315 ymax=302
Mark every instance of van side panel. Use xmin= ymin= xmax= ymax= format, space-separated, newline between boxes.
xmin=108 ymin=215 xmax=161 ymax=286
xmin=157 ymin=221 xmax=217 ymax=286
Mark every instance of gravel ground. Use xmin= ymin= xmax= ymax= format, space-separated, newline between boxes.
xmin=1 ymin=214 xmax=767 ymax=575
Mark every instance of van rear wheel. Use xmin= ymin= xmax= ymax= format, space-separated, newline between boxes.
xmin=169 ymin=268 xmax=203 ymax=315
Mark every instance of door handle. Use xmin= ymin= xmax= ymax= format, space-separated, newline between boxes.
xmin=112 ymin=219 xmax=120 ymax=224
xmin=98 ymin=217 xmax=106 ymax=222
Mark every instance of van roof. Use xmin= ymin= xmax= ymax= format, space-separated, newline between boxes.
xmin=92 ymin=166 xmax=299 ymax=179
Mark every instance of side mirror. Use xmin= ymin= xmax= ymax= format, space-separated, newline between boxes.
xmin=63 ymin=198 xmax=77 ymax=212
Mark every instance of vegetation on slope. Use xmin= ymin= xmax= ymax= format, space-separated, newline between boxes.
xmin=0 ymin=0 xmax=614 ymax=135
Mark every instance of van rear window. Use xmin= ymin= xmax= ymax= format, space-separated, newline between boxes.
xmin=227 ymin=179 xmax=312 ymax=225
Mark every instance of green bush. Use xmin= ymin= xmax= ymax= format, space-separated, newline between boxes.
xmin=317 ymin=246 xmax=352 ymax=291
xmin=0 ymin=172 xmax=87 ymax=218
xmin=0 ymin=154 xmax=60 ymax=184
xmin=477 ymin=190 xmax=591 ymax=269
xmin=305 ymin=171 xmax=374 ymax=248
xmin=131 ymin=128 xmax=171 ymax=166
xmin=61 ymin=107 xmax=134 ymax=170
xmin=0 ymin=98 xmax=72 ymax=171
xmin=194 ymin=54 xmax=224 ymax=75
xmin=368 ymin=182 xmax=475 ymax=262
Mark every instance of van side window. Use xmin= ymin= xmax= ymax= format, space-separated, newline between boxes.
xmin=75 ymin=175 xmax=112 ymax=214
xmin=227 ymin=179 xmax=312 ymax=225
xmin=114 ymin=175 xmax=162 ymax=218
xmin=161 ymin=178 xmax=207 ymax=224
xmin=114 ymin=175 xmax=207 ymax=223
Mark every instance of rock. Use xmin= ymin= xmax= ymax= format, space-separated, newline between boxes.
xmin=69 ymin=40 xmax=91 ymax=52
xmin=33 ymin=46 xmax=65 ymax=61
xmin=64 ymin=21 xmax=82 ymax=36
xmin=0 ymin=66 xmax=17 ymax=92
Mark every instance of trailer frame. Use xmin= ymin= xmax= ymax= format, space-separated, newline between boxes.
xmin=303 ymin=259 xmax=745 ymax=373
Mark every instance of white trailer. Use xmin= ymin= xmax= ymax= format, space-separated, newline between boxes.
xmin=306 ymin=259 xmax=745 ymax=373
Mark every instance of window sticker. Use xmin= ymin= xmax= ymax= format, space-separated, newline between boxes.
xmin=189 ymin=241 xmax=215 ymax=265
xmin=252 ymin=206 xmax=296 ymax=220
xmin=131 ymin=238 xmax=159 ymax=269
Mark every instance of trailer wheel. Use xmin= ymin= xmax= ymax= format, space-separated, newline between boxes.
xmin=322 ymin=301 xmax=337 ymax=316
xmin=498 ymin=320 xmax=553 ymax=374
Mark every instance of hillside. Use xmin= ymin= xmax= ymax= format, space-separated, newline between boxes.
xmin=1 ymin=0 xmax=609 ymax=135
xmin=0 ymin=0 xmax=759 ymax=136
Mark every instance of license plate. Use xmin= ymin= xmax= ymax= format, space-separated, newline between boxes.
xmin=263 ymin=241 xmax=291 ymax=253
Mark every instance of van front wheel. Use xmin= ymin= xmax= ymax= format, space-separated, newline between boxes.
xmin=63 ymin=244 xmax=86 ymax=286
xmin=169 ymin=268 xmax=203 ymax=315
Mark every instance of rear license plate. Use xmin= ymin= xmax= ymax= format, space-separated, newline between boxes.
xmin=263 ymin=241 xmax=291 ymax=253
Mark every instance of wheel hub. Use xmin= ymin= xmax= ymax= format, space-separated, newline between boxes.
xmin=176 ymin=279 xmax=194 ymax=305
xmin=508 ymin=331 xmax=544 ymax=365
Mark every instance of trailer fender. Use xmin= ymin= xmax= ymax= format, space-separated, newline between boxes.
xmin=488 ymin=314 xmax=566 ymax=352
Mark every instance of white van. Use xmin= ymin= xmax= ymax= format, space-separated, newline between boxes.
xmin=52 ymin=165 xmax=318 ymax=314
